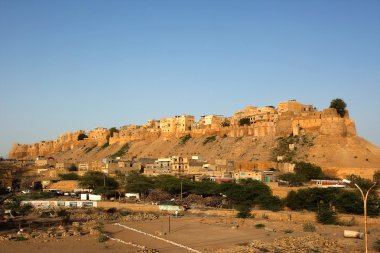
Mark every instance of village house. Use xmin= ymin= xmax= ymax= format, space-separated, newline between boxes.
xmin=35 ymin=156 xmax=55 ymax=167
xmin=232 ymin=106 xmax=278 ymax=125
xmin=234 ymin=170 xmax=277 ymax=183
xmin=55 ymin=162 xmax=70 ymax=170
xmin=277 ymin=100 xmax=314 ymax=115
xmin=78 ymin=162 xmax=90 ymax=172
xmin=144 ymin=158 xmax=171 ymax=176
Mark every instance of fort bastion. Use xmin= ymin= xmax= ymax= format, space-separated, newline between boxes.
xmin=8 ymin=100 xmax=356 ymax=159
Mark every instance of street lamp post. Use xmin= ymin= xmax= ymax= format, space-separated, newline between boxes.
xmin=354 ymin=182 xmax=377 ymax=253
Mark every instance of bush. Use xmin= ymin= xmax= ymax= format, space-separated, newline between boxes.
xmin=98 ymin=234 xmax=109 ymax=243
xmin=18 ymin=204 xmax=33 ymax=216
xmin=14 ymin=236 xmax=28 ymax=241
xmin=77 ymin=133 xmax=88 ymax=141
xmin=255 ymin=223 xmax=265 ymax=229
xmin=303 ymin=223 xmax=316 ymax=232
xmin=109 ymin=127 xmax=119 ymax=137
xmin=330 ymin=98 xmax=347 ymax=117
xmin=236 ymin=204 xmax=251 ymax=218
xmin=374 ymin=239 xmax=380 ymax=252
xmin=203 ymin=136 xmax=216 ymax=145
xmin=106 ymin=208 xmax=117 ymax=214
xmin=316 ymin=205 xmax=337 ymax=224
xmin=256 ymin=195 xmax=283 ymax=212
xmin=59 ymin=173 xmax=80 ymax=180
xmin=220 ymin=119 xmax=231 ymax=127
xmin=179 ymin=134 xmax=191 ymax=145
xmin=99 ymin=142 xmax=109 ymax=150
xmin=68 ymin=164 xmax=78 ymax=172
xmin=110 ymin=143 xmax=129 ymax=159
xmin=239 ymin=117 xmax=251 ymax=126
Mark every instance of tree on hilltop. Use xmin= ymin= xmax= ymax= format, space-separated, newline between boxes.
xmin=77 ymin=133 xmax=88 ymax=141
xmin=109 ymin=127 xmax=119 ymax=137
xmin=330 ymin=98 xmax=347 ymax=117
xmin=239 ymin=117 xmax=251 ymax=126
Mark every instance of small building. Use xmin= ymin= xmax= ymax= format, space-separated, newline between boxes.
xmin=234 ymin=170 xmax=276 ymax=183
xmin=35 ymin=157 xmax=56 ymax=167
xmin=309 ymin=179 xmax=346 ymax=188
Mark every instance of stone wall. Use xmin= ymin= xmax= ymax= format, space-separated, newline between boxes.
xmin=8 ymin=104 xmax=357 ymax=159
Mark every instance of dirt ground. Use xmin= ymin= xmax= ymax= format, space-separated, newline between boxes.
xmin=0 ymin=213 xmax=380 ymax=253
xmin=104 ymin=215 xmax=375 ymax=253
xmin=0 ymin=210 xmax=379 ymax=253
xmin=0 ymin=235 xmax=132 ymax=253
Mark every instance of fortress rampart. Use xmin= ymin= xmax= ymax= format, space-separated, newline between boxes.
xmin=8 ymin=100 xmax=357 ymax=159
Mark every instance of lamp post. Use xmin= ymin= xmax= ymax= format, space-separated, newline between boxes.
xmin=343 ymin=179 xmax=378 ymax=253
xmin=354 ymin=182 xmax=377 ymax=253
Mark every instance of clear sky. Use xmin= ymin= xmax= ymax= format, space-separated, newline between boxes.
xmin=0 ymin=0 xmax=379 ymax=157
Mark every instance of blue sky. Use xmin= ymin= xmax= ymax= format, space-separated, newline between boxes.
xmin=0 ymin=0 xmax=379 ymax=157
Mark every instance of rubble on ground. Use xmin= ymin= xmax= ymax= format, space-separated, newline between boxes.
xmin=213 ymin=235 xmax=355 ymax=253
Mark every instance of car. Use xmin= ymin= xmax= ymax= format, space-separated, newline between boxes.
xmin=21 ymin=190 xmax=30 ymax=194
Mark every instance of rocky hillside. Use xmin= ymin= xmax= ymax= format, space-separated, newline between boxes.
xmin=50 ymin=133 xmax=380 ymax=179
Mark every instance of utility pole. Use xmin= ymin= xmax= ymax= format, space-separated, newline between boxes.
xmin=354 ymin=182 xmax=377 ymax=253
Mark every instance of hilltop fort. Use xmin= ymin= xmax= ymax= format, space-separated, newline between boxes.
xmin=7 ymin=100 xmax=380 ymax=179
xmin=9 ymin=100 xmax=356 ymax=158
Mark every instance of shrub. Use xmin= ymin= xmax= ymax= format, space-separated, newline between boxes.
xmin=220 ymin=119 xmax=231 ymax=127
xmin=85 ymin=145 xmax=96 ymax=153
xmin=68 ymin=164 xmax=78 ymax=172
xmin=236 ymin=204 xmax=251 ymax=218
xmin=77 ymin=133 xmax=88 ymax=141
xmin=303 ymin=223 xmax=316 ymax=232
xmin=255 ymin=223 xmax=265 ymax=229
xmin=239 ymin=117 xmax=251 ymax=126
xmin=106 ymin=207 xmax=117 ymax=213
xmin=316 ymin=205 xmax=337 ymax=225
xmin=109 ymin=127 xmax=119 ymax=137
xmin=203 ymin=136 xmax=216 ymax=145
xmin=99 ymin=142 xmax=109 ymax=150
xmin=98 ymin=234 xmax=109 ymax=243
xmin=59 ymin=173 xmax=80 ymax=180
xmin=110 ymin=143 xmax=129 ymax=159
xmin=256 ymin=195 xmax=283 ymax=212
xmin=330 ymin=98 xmax=347 ymax=117
xmin=373 ymin=239 xmax=380 ymax=252
xmin=14 ymin=236 xmax=28 ymax=241
xmin=179 ymin=134 xmax=191 ymax=145
xmin=18 ymin=204 xmax=33 ymax=216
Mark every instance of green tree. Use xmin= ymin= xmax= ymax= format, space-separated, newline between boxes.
xmin=346 ymin=174 xmax=378 ymax=192
xmin=220 ymin=119 xmax=231 ymax=127
xmin=373 ymin=170 xmax=380 ymax=183
xmin=153 ymin=175 xmax=184 ymax=195
xmin=238 ymin=117 xmax=251 ymax=126
xmin=294 ymin=162 xmax=324 ymax=182
xmin=58 ymin=173 xmax=80 ymax=180
xmin=330 ymin=98 xmax=347 ymax=117
xmin=256 ymin=195 xmax=283 ymax=212
xmin=316 ymin=204 xmax=337 ymax=224
xmin=77 ymin=133 xmax=88 ymax=141
xmin=68 ymin=164 xmax=78 ymax=172
xmin=124 ymin=172 xmax=154 ymax=196
xmin=277 ymin=173 xmax=303 ymax=186
xmin=189 ymin=180 xmax=220 ymax=196
xmin=109 ymin=127 xmax=119 ymax=137
xmin=179 ymin=134 xmax=191 ymax=145
xmin=79 ymin=171 xmax=119 ymax=194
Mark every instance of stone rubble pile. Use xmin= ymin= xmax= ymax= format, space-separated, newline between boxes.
xmin=213 ymin=235 xmax=349 ymax=253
